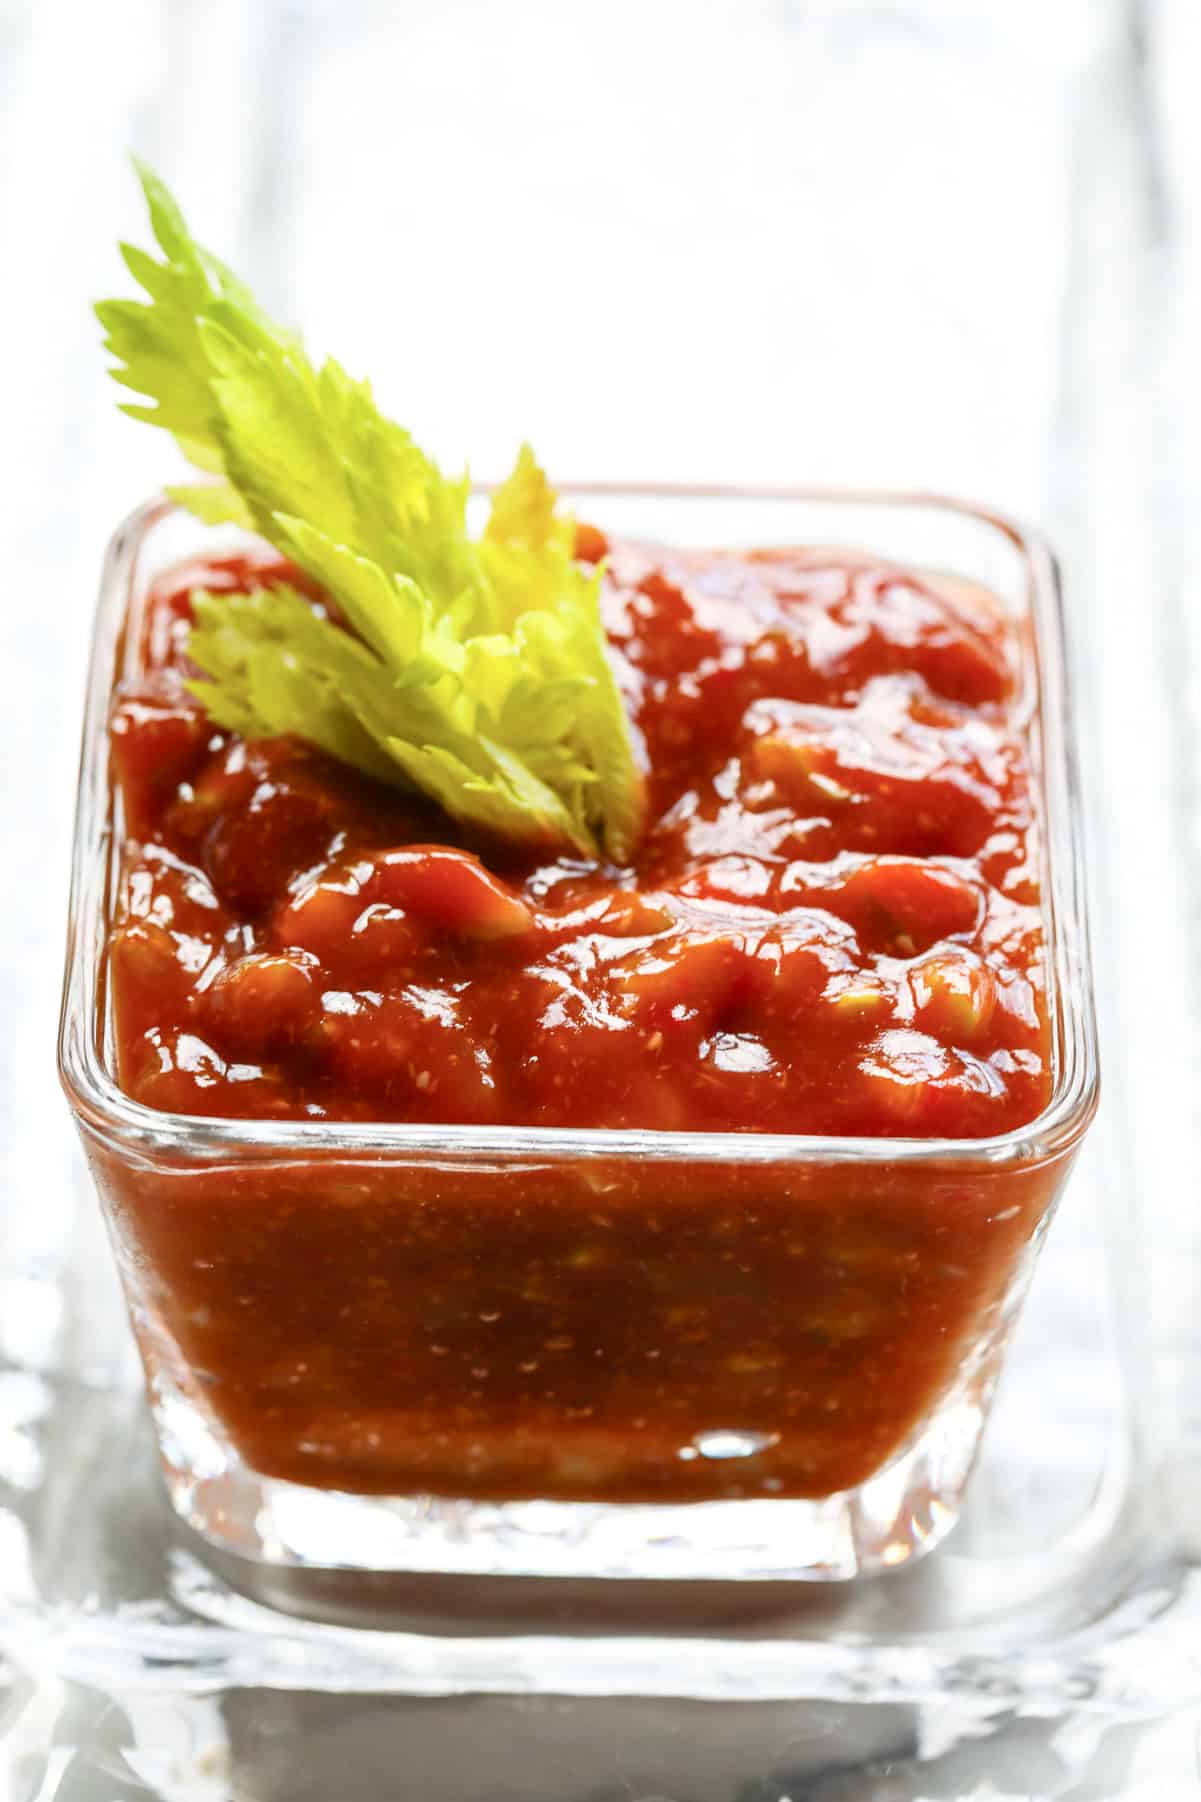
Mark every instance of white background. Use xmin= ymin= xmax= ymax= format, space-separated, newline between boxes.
xmin=2 ymin=1 xmax=1201 ymax=1794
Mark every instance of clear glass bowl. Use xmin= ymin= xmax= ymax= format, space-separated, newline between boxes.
xmin=57 ymin=488 xmax=1099 ymax=1605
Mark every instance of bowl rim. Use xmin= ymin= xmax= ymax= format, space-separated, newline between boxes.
xmin=58 ymin=485 xmax=1100 ymax=1170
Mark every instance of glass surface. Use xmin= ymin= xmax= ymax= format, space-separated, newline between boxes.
xmin=56 ymin=489 xmax=1098 ymax=1604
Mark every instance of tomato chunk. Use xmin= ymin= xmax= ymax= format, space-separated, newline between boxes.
xmin=205 ymin=953 xmax=319 ymax=1058
xmin=612 ymin=934 xmax=752 ymax=1027
xmin=374 ymin=848 xmax=534 ymax=941
xmin=830 ymin=858 xmax=981 ymax=955
xmin=908 ymin=951 xmax=997 ymax=1042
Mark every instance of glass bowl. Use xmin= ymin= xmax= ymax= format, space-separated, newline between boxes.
xmin=58 ymin=487 xmax=1099 ymax=1602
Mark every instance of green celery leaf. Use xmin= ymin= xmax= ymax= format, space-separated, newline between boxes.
xmin=165 ymin=481 xmax=256 ymax=530
xmin=98 ymin=164 xmax=646 ymax=861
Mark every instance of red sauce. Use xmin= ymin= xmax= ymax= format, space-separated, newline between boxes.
xmin=97 ymin=532 xmax=1059 ymax=1503
xmin=111 ymin=538 xmax=1048 ymax=1138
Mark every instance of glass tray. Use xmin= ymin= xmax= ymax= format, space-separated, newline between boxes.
xmin=6 ymin=1099 xmax=1201 ymax=1798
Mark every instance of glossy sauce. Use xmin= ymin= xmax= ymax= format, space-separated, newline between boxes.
xmin=98 ymin=532 xmax=1056 ymax=1503
xmin=110 ymin=536 xmax=1049 ymax=1140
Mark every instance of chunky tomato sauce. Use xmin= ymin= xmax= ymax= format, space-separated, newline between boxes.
xmin=97 ymin=530 xmax=1059 ymax=1503
xmin=111 ymin=537 xmax=1048 ymax=1138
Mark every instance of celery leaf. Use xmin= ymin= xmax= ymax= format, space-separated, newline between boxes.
xmin=98 ymin=164 xmax=646 ymax=860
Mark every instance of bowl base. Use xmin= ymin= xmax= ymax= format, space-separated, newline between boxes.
xmin=151 ymin=1370 xmax=988 ymax=1613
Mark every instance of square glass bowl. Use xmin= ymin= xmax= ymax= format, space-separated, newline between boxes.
xmin=57 ymin=488 xmax=1098 ymax=1604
